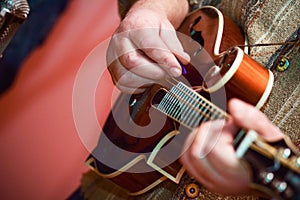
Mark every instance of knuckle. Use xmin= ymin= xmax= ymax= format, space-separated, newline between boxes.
xmin=145 ymin=49 xmax=171 ymax=65
xmin=142 ymin=47 xmax=155 ymax=55
xmin=156 ymin=54 xmax=170 ymax=65
xmin=138 ymin=38 xmax=150 ymax=48
xmin=121 ymin=52 xmax=139 ymax=68
xmin=189 ymin=144 xmax=200 ymax=160
xmin=159 ymin=54 xmax=170 ymax=65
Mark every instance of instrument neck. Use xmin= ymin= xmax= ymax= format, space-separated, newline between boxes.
xmin=152 ymin=81 xmax=229 ymax=129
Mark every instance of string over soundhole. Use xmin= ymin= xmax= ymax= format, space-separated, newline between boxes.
xmin=152 ymin=82 xmax=227 ymax=129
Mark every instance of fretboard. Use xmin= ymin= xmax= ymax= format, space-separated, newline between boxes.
xmin=155 ymin=82 xmax=227 ymax=129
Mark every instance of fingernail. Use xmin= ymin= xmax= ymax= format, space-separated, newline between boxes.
xmin=184 ymin=52 xmax=191 ymax=62
xmin=229 ymin=99 xmax=249 ymax=118
xmin=170 ymin=67 xmax=182 ymax=77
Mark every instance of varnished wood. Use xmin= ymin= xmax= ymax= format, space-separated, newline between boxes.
xmin=85 ymin=6 xmax=278 ymax=195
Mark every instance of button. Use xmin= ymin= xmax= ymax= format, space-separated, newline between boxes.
xmin=277 ymin=57 xmax=290 ymax=72
xmin=185 ymin=183 xmax=200 ymax=198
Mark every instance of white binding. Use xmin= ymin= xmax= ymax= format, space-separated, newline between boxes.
xmin=203 ymin=47 xmax=243 ymax=93
xmin=147 ymin=130 xmax=185 ymax=184
xmin=255 ymin=70 xmax=274 ymax=109
xmin=236 ymin=130 xmax=258 ymax=158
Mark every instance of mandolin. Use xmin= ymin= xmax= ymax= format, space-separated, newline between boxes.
xmin=86 ymin=6 xmax=300 ymax=199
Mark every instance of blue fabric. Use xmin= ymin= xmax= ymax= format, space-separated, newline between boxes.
xmin=0 ymin=0 xmax=69 ymax=94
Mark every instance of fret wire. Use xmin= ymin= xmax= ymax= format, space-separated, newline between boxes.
xmin=157 ymin=84 xmax=195 ymax=127
xmin=191 ymin=90 xmax=209 ymax=126
xmin=165 ymin=88 xmax=177 ymax=117
xmin=210 ymin=107 xmax=223 ymax=120
xmin=157 ymin=95 xmax=167 ymax=112
xmin=191 ymin=113 xmax=203 ymax=128
xmin=180 ymin=82 xmax=228 ymax=120
xmin=176 ymin=84 xmax=195 ymax=124
xmin=200 ymin=102 xmax=209 ymax=122
xmin=166 ymin=78 xmax=208 ymax=110
xmin=175 ymin=90 xmax=199 ymax=128
xmin=207 ymin=105 xmax=219 ymax=121
xmin=163 ymin=87 xmax=177 ymax=113
xmin=163 ymin=87 xmax=183 ymax=120
xmin=156 ymin=98 xmax=164 ymax=112
xmin=189 ymin=99 xmax=211 ymax=127
xmin=172 ymin=86 xmax=192 ymax=123
xmin=157 ymin=87 xmax=168 ymax=111
xmin=203 ymin=102 xmax=214 ymax=120
xmin=176 ymin=83 xmax=201 ymax=126
xmin=156 ymin=81 xmax=229 ymax=128
xmin=160 ymin=97 xmax=170 ymax=113
xmin=160 ymin=86 xmax=177 ymax=113
xmin=160 ymin=82 xmax=213 ymax=123
xmin=163 ymin=90 xmax=176 ymax=115
xmin=178 ymin=84 xmax=203 ymax=127
xmin=174 ymin=94 xmax=185 ymax=121
xmin=190 ymin=100 xmax=209 ymax=128
xmin=178 ymin=82 xmax=225 ymax=121
xmin=170 ymin=85 xmax=182 ymax=119
xmin=186 ymin=107 xmax=199 ymax=128
xmin=157 ymin=82 xmax=220 ymax=125
xmin=178 ymin=82 xmax=217 ymax=117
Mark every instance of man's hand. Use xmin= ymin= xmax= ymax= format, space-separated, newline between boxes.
xmin=180 ymin=98 xmax=283 ymax=195
xmin=107 ymin=0 xmax=190 ymax=93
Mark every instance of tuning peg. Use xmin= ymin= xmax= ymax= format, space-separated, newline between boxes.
xmin=296 ymin=157 xmax=300 ymax=168
xmin=259 ymin=171 xmax=274 ymax=184
xmin=290 ymin=156 xmax=300 ymax=168
xmin=259 ymin=171 xmax=296 ymax=199
xmin=281 ymin=148 xmax=291 ymax=159
xmin=273 ymin=181 xmax=287 ymax=193
xmin=272 ymin=180 xmax=295 ymax=199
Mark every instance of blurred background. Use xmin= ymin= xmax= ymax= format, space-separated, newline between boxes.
xmin=0 ymin=0 xmax=120 ymax=199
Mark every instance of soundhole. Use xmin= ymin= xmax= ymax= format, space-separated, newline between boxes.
xmin=151 ymin=88 xmax=167 ymax=106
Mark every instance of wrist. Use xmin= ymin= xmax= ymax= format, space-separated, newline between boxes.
xmin=128 ymin=0 xmax=188 ymax=28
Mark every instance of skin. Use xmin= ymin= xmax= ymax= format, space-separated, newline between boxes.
xmin=107 ymin=0 xmax=284 ymax=195
xmin=107 ymin=0 xmax=190 ymax=93
xmin=180 ymin=98 xmax=283 ymax=195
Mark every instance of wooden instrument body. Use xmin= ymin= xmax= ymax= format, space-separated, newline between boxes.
xmin=86 ymin=6 xmax=276 ymax=195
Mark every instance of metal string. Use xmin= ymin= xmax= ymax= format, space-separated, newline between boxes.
xmin=155 ymin=76 xmax=230 ymax=129
xmin=153 ymin=36 xmax=300 ymax=128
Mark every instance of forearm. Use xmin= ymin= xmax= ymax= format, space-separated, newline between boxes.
xmin=121 ymin=0 xmax=189 ymax=28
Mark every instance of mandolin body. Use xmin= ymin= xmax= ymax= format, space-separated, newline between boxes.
xmin=86 ymin=6 xmax=275 ymax=195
